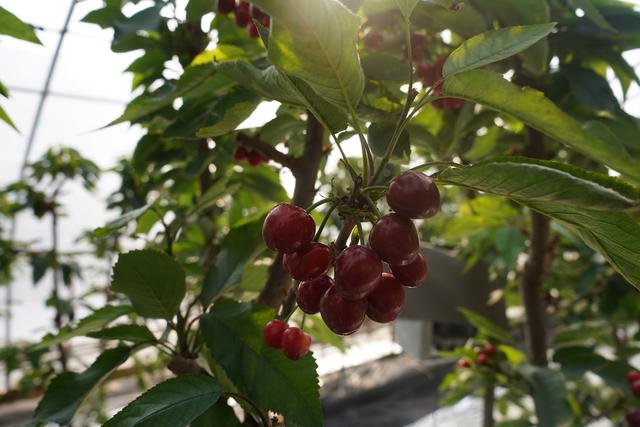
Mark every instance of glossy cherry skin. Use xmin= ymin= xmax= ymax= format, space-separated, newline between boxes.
xmin=476 ymin=353 xmax=489 ymax=366
xmin=263 ymin=319 xmax=288 ymax=349
xmin=369 ymin=213 xmax=419 ymax=266
xmin=632 ymin=380 xmax=640 ymax=397
xmin=283 ymin=243 xmax=332 ymax=281
xmin=217 ymin=0 xmax=236 ymax=14
xmin=281 ymin=327 xmax=311 ymax=360
xmin=334 ymin=245 xmax=383 ymax=300
xmin=627 ymin=411 xmax=640 ymax=427
xmin=296 ymin=275 xmax=334 ymax=314
xmin=320 ymin=286 xmax=368 ymax=335
xmin=235 ymin=1 xmax=251 ymax=27
xmin=628 ymin=370 xmax=640 ymax=383
xmin=390 ymin=252 xmax=428 ymax=288
xmin=387 ymin=171 xmax=440 ymax=219
xmin=262 ymin=204 xmax=315 ymax=253
xmin=366 ymin=273 xmax=405 ymax=324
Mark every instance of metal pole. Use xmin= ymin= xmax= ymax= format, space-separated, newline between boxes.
xmin=4 ymin=0 xmax=78 ymax=390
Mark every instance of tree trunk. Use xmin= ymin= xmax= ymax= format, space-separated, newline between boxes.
xmin=483 ymin=381 xmax=495 ymax=427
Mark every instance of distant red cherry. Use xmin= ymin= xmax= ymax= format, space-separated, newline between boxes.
xmin=457 ymin=358 xmax=471 ymax=368
xmin=217 ymin=0 xmax=236 ymax=14
xmin=416 ymin=63 xmax=438 ymax=87
xmin=247 ymin=150 xmax=264 ymax=166
xmin=628 ymin=371 xmax=640 ymax=383
xmin=363 ymin=31 xmax=384 ymax=50
xmin=390 ymin=252 xmax=428 ymax=287
xmin=235 ymin=1 xmax=251 ymax=27
xmin=476 ymin=353 xmax=489 ymax=366
xmin=281 ymin=327 xmax=311 ymax=360
xmin=626 ymin=410 xmax=640 ymax=427
xmin=263 ymin=204 xmax=315 ymax=253
xmin=260 ymin=16 xmax=270 ymax=29
xmin=387 ymin=171 xmax=440 ymax=219
xmin=632 ymin=380 xmax=640 ymax=397
xmin=369 ymin=213 xmax=419 ymax=266
xmin=297 ymin=275 xmax=334 ymax=314
xmin=233 ymin=146 xmax=248 ymax=161
xmin=334 ymin=245 xmax=382 ymax=300
xmin=247 ymin=21 xmax=259 ymax=38
xmin=366 ymin=273 xmax=405 ymax=323
xmin=250 ymin=5 xmax=268 ymax=20
xmin=263 ymin=319 xmax=287 ymax=349
xmin=483 ymin=344 xmax=497 ymax=357
xmin=320 ymin=286 xmax=368 ymax=335
xmin=283 ymin=243 xmax=333 ymax=281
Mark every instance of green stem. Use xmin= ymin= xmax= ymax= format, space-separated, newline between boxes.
xmin=361 ymin=194 xmax=382 ymax=219
xmin=225 ymin=392 xmax=270 ymax=427
xmin=301 ymin=312 xmax=307 ymax=331
xmin=305 ymin=197 xmax=333 ymax=213
xmin=314 ymin=204 xmax=336 ymax=241
xmin=331 ymin=132 xmax=358 ymax=180
xmin=362 ymin=185 xmax=388 ymax=193
xmin=349 ymin=113 xmax=372 ymax=183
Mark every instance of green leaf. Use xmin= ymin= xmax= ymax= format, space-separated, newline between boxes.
xmin=87 ymin=325 xmax=156 ymax=344
xmin=361 ymin=53 xmax=409 ymax=81
xmin=517 ymin=366 xmax=573 ymax=427
xmin=0 ymin=6 xmax=41 ymax=44
xmin=443 ymin=24 xmax=555 ymax=77
xmin=191 ymin=401 xmax=242 ymax=427
xmin=368 ymin=121 xmax=410 ymax=160
xmin=112 ymin=250 xmax=186 ymax=319
xmin=196 ymin=88 xmax=261 ymax=137
xmin=103 ymin=374 xmax=222 ymax=427
xmin=394 ymin=0 xmax=419 ymax=18
xmin=562 ymin=65 xmax=621 ymax=113
xmin=93 ymin=203 xmax=153 ymax=238
xmin=201 ymin=299 xmax=322 ymax=427
xmin=30 ymin=347 xmax=130 ymax=425
xmin=0 ymin=104 xmax=18 ymax=131
xmin=437 ymin=158 xmax=640 ymax=289
xmin=202 ymin=218 xmax=266 ymax=304
xmin=442 ymin=69 xmax=640 ymax=180
xmin=34 ymin=305 xmax=133 ymax=350
xmin=570 ymin=0 xmax=616 ymax=31
xmin=458 ymin=307 xmax=514 ymax=343
xmin=251 ymin=0 xmax=365 ymax=109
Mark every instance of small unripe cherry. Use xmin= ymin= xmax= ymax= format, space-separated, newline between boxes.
xmin=262 ymin=204 xmax=315 ymax=253
xmin=369 ymin=213 xmax=419 ymax=266
xmin=296 ymin=275 xmax=334 ymax=314
xmin=632 ymin=379 xmax=640 ymax=397
xmin=281 ymin=327 xmax=311 ymax=360
xmin=334 ymin=245 xmax=382 ymax=300
xmin=263 ymin=319 xmax=287 ymax=349
xmin=387 ymin=171 xmax=440 ymax=219
xmin=366 ymin=273 xmax=405 ymax=323
xmin=283 ymin=243 xmax=333 ymax=281
xmin=390 ymin=252 xmax=428 ymax=287
xmin=320 ymin=286 xmax=367 ymax=335
xmin=628 ymin=370 xmax=640 ymax=383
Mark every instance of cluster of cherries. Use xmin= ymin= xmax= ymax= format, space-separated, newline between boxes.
xmin=457 ymin=344 xmax=498 ymax=369
xmin=626 ymin=371 xmax=640 ymax=426
xmin=216 ymin=0 xmax=270 ymax=38
xmin=263 ymin=320 xmax=311 ymax=361
xmin=261 ymin=171 xmax=440 ymax=361
xmin=233 ymin=133 xmax=269 ymax=167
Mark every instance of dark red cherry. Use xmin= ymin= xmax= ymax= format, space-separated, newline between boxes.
xmin=235 ymin=1 xmax=251 ymax=27
xmin=369 ymin=213 xmax=419 ymax=266
xmin=320 ymin=286 xmax=368 ymax=335
xmin=263 ymin=204 xmax=315 ymax=253
xmin=250 ymin=4 xmax=268 ymax=20
xmin=296 ymin=275 xmax=334 ymax=314
xmin=366 ymin=273 xmax=405 ymax=324
xmin=632 ymin=380 xmax=640 ymax=397
xmin=627 ymin=411 xmax=640 ymax=427
xmin=483 ymin=344 xmax=497 ymax=357
xmin=628 ymin=371 xmax=640 ymax=383
xmin=390 ymin=252 xmax=428 ymax=288
xmin=247 ymin=21 xmax=259 ymax=38
xmin=233 ymin=146 xmax=248 ymax=161
xmin=281 ymin=327 xmax=311 ymax=360
xmin=284 ymin=243 xmax=332 ymax=281
xmin=263 ymin=319 xmax=287 ymax=349
xmin=246 ymin=150 xmax=263 ymax=166
xmin=387 ymin=171 xmax=440 ymax=219
xmin=476 ymin=353 xmax=489 ymax=366
xmin=363 ymin=31 xmax=384 ymax=50
xmin=217 ymin=0 xmax=236 ymax=14
xmin=334 ymin=245 xmax=382 ymax=300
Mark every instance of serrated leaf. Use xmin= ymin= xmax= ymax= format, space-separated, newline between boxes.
xmin=437 ymin=158 xmax=640 ymax=289
xmin=34 ymin=305 xmax=133 ymax=350
xmin=202 ymin=218 xmax=265 ymax=304
xmin=87 ymin=324 xmax=156 ymax=344
xmin=93 ymin=203 xmax=153 ymax=238
xmin=30 ymin=347 xmax=130 ymax=426
xmin=196 ymin=88 xmax=261 ymax=137
xmin=251 ymin=0 xmax=365 ymax=109
xmin=112 ymin=250 xmax=186 ymax=319
xmin=103 ymin=374 xmax=222 ymax=427
xmin=0 ymin=6 xmax=41 ymax=44
xmin=458 ymin=307 xmax=514 ymax=343
xmin=442 ymin=70 xmax=640 ymax=180
xmin=201 ymin=299 xmax=322 ymax=427
xmin=443 ymin=24 xmax=555 ymax=77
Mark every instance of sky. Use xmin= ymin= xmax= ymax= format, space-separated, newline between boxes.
xmin=0 ymin=0 xmax=639 ymax=347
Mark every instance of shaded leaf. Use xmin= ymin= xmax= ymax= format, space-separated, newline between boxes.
xmin=196 ymin=88 xmax=261 ymax=137
xmin=87 ymin=325 xmax=156 ymax=344
xmin=368 ymin=121 xmax=410 ymax=160
xmin=93 ymin=203 xmax=153 ymax=238
xmin=458 ymin=307 xmax=514 ymax=343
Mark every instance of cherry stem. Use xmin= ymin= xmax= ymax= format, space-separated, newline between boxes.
xmin=362 ymin=185 xmax=388 ymax=193
xmin=224 ymin=392 xmax=270 ymax=427
xmin=314 ymin=204 xmax=336 ymax=241
xmin=305 ymin=197 xmax=333 ymax=213
xmin=301 ymin=312 xmax=307 ymax=331
xmin=410 ymin=161 xmax=462 ymax=171
xmin=282 ymin=304 xmax=298 ymax=322
xmin=331 ymin=132 xmax=358 ymax=180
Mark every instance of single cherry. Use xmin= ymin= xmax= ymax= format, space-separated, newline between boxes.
xmin=247 ymin=21 xmax=260 ymax=38
xmin=387 ymin=171 xmax=440 ymax=219
xmin=366 ymin=273 xmax=405 ymax=324
xmin=235 ymin=1 xmax=251 ymax=27
xmin=281 ymin=327 xmax=311 ymax=360
xmin=369 ymin=213 xmax=419 ymax=266
xmin=476 ymin=353 xmax=489 ymax=366
xmin=457 ymin=358 xmax=471 ymax=368
xmin=233 ymin=146 xmax=248 ymax=161
xmin=263 ymin=204 xmax=315 ymax=253
xmin=320 ymin=286 xmax=368 ymax=335
xmin=334 ymin=245 xmax=382 ymax=300
xmin=297 ymin=275 xmax=334 ymax=314
xmin=363 ymin=31 xmax=384 ymax=50
xmin=628 ymin=370 xmax=640 ymax=383
xmin=217 ymin=0 xmax=236 ymax=14
xmin=632 ymin=380 xmax=640 ymax=397
xmin=483 ymin=344 xmax=497 ymax=357
xmin=284 ymin=243 xmax=333 ymax=281
xmin=416 ymin=63 xmax=438 ymax=87
xmin=263 ymin=319 xmax=287 ymax=349
xmin=247 ymin=150 xmax=264 ymax=166
xmin=627 ymin=411 xmax=640 ymax=427
xmin=390 ymin=252 xmax=428 ymax=287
